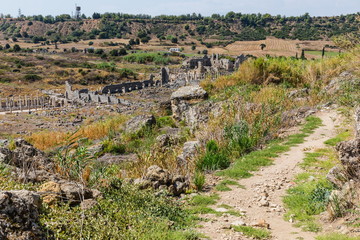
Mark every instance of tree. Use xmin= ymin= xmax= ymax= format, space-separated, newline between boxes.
xmin=191 ymin=45 xmax=196 ymax=50
xmin=4 ymin=43 xmax=10 ymax=49
xmin=202 ymin=49 xmax=208 ymax=55
xmin=13 ymin=44 xmax=21 ymax=52
xmin=260 ymin=43 xmax=266 ymax=50
xmin=322 ymin=47 xmax=326 ymax=58
xmin=301 ymin=49 xmax=306 ymax=60
xmin=171 ymin=37 xmax=178 ymax=44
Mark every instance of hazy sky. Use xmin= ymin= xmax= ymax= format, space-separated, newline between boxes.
xmin=3 ymin=0 xmax=359 ymax=17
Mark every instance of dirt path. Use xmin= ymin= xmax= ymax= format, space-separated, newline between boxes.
xmin=197 ymin=110 xmax=340 ymax=240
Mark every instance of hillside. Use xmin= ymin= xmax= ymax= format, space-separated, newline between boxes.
xmin=0 ymin=12 xmax=359 ymax=44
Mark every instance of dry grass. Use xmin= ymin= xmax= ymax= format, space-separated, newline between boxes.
xmin=27 ymin=114 xmax=128 ymax=150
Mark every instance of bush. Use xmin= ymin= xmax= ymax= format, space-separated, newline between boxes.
xmin=123 ymin=52 xmax=171 ymax=65
xmin=193 ymin=171 xmax=205 ymax=191
xmin=23 ymin=74 xmax=42 ymax=82
xmin=101 ymin=139 xmax=126 ymax=155
xmin=197 ymin=140 xmax=230 ymax=171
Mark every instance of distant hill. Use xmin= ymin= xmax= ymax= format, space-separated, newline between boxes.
xmin=0 ymin=13 xmax=358 ymax=44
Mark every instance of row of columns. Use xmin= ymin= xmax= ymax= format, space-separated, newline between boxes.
xmin=0 ymin=96 xmax=64 ymax=113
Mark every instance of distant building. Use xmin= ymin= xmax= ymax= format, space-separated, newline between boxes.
xmin=169 ymin=48 xmax=181 ymax=53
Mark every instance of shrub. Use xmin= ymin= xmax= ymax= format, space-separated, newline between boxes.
xmin=197 ymin=140 xmax=230 ymax=171
xmin=23 ymin=74 xmax=42 ymax=82
xmin=193 ymin=171 xmax=205 ymax=191
xmin=123 ymin=52 xmax=171 ymax=65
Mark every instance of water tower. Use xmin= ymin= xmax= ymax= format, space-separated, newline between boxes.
xmin=75 ymin=5 xmax=81 ymax=19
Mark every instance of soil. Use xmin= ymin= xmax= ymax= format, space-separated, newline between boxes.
xmin=197 ymin=109 xmax=341 ymax=240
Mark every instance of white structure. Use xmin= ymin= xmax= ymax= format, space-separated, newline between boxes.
xmin=169 ymin=48 xmax=181 ymax=53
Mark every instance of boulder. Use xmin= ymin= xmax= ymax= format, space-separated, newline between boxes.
xmin=177 ymin=141 xmax=200 ymax=169
xmin=171 ymin=85 xmax=208 ymax=122
xmin=0 ymin=139 xmax=53 ymax=172
xmin=170 ymin=85 xmax=208 ymax=101
xmin=38 ymin=181 xmax=61 ymax=205
xmin=134 ymin=165 xmax=189 ymax=196
xmin=0 ymin=148 xmax=12 ymax=164
xmin=336 ymin=138 xmax=360 ymax=181
xmin=38 ymin=180 xmax=100 ymax=206
xmin=125 ymin=114 xmax=156 ymax=133
xmin=0 ymin=190 xmax=45 ymax=240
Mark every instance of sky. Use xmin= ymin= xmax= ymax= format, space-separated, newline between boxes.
xmin=2 ymin=0 xmax=359 ymax=18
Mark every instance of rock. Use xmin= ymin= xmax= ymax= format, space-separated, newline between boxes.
xmin=251 ymin=219 xmax=270 ymax=229
xmin=144 ymin=165 xmax=171 ymax=185
xmin=80 ymin=199 xmax=98 ymax=210
xmin=0 ymin=147 xmax=12 ymax=164
xmin=156 ymin=134 xmax=171 ymax=148
xmin=281 ymin=107 xmax=316 ymax=128
xmin=326 ymin=165 xmax=347 ymax=188
xmin=59 ymin=181 xmax=93 ymax=204
xmin=177 ymin=141 xmax=200 ymax=169
xmin=215 ymin=208 xmax=229 ymax=213
xmin=259 ymin=197 xmax=269 ymax=207
xmin=135 ymin=165 xmax=189 ymax=196
xmin=0 ymin=190 xmax=45 ymax=239
xmin=288 ymin=88 xmax=309 ymax=98
xmin=38 ymin=181 xmax=61 ymax=206
xmin=336 ymin=138 xmax=360 ymax=181
xmin=171 ymin=85 xmax=208 ymax=122
xmin=230 ymin=220 xmax=246 ymax=227
xmin=125 ymin=114 xmax=156 ymax=133
xmin=170 ymin=85 xmax=208 ymax=101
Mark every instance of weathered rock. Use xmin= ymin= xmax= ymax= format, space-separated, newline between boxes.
xmin=0 ymin=190 xmax=44 ymax=240
xmin=59 ymin=181 xmax=94 ymax=204
xmin=336 ymin=138 xmax=360 ymax=181
xmin=125 ymin=114 xmax=156 ymax=133
xmin=156 ymin=134 xmax=171 ymax=148
xmin=281 ymin=107 xmax=316 ymax=128
xmin=288 ymin=88 xmax=309 ymax=98
xmin=326 ymin=165 xmax=348 ymax=188
xmin=171 ymin=85 xmax=208 ymax=122
xmin=170 ymin=85 xmax=208 ymax=101
xmin=177 ymin=141 xmax=200 ymax=169
xmin=38 ymin=180 xmax=98 ymax=206
xmin=0 ymin=148 xmax=12 ymax=164
xmin=38 ymin=181 xmax=61 ymax=206
xmin=134 ymin=165 xmax=189 ymax=196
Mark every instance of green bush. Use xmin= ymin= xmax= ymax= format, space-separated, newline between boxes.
xmin=197 ymin=140 xmax=230 ymax=171
xmin=193 ymin=171 xmax=205 ymax=191
xmin=40 ymin=182 xmax=198 ymax=239
xmin=23 ymin=74 xmax=42 ymax=82
xmin=101 ymin=139 xmax=126 ymax=155
xmin=123 ymin=52 xmax=171 ymax=65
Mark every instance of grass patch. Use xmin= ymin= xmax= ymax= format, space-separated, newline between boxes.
xmin=316 ymin=233 xmax=360 ymax=240
xmin=188 ymin=194 xmax=220 ymax=215
xmin=215 ymin=179 xmax=243 ymax=191
xmin=233 ymin=226 xmax=271 ymax=239
xmin=217 ymin=116 xmax=322 ymax=179
xmin=284 ymin=145 xmax=339 ymax=232
xmin=324 ymin=130 xmax=351 ymax=146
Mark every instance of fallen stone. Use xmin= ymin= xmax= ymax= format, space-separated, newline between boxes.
xmin=125 ymin=114 xmax=156 ymax=133
xmin=0 ymin=190 xmax=45 ymax=239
